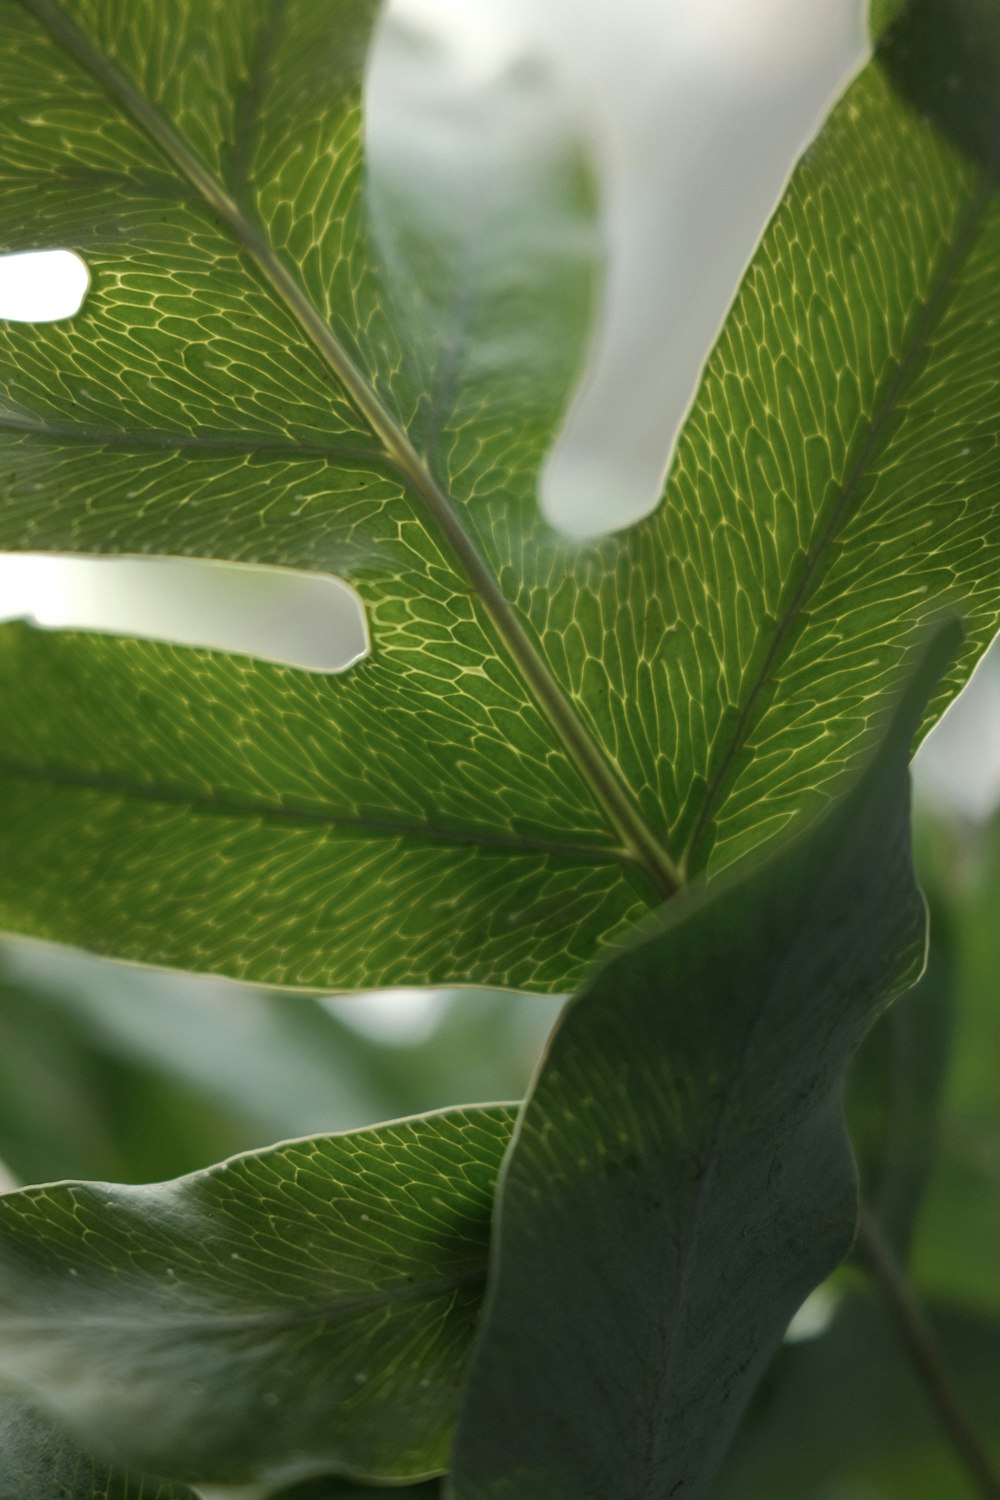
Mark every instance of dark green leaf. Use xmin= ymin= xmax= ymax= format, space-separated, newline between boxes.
xmin=446 ymin=629 xmax=955 ymax=1500
xmin=0 ymin=0 xmax=999 ymax=987
xmin=0 ymin=1105 xmax=514 ymax=1487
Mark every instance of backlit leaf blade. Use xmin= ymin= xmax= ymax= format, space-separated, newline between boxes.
xmin=0 ymin=621 xmax=651 ymax=991
xmin=0 ymin=1105 xmax=515 ymax=1486
xmin=649 ymin=0 xmax=1000 ymax=874
xmin=1 ymin=0 xmax=1000 ymax=989
xmin=0 ymin=1386 xmax=198 ymax=1500
xmin=0 ymin=0 xmax=664 ymax=991
xmin=446 ymin=629 xmax=955 ymax=1500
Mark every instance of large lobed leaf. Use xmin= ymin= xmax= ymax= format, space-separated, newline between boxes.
xmin=0 ymin=0 xmax=999 ymax=988
xmin=445 ymin=629 xmax=952 ymax=1500
xmin=0 ymin=1105 xmax=514 ymax=1488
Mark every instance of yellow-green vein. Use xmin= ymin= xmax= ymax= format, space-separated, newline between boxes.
xmin=19 ymin=0 xmax=682 ymax=900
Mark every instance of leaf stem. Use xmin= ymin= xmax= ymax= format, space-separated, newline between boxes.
xmin=21 ymin=0 xmax=682 ymax=903
xmin=856 ymin=1207 xmax=1000 ymax=1499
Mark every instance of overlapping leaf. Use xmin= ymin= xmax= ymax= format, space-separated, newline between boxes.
xmin=446 ymin=629 xmax=951 ymax=1500
xmin=0 ymin=1105 xmax=514 ymax=1487
xmin=1 ymin=0 xmax=1000 ymax=988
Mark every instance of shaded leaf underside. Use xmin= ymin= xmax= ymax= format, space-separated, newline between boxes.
xmin=0 ymin=0 xmax=998 ymax=989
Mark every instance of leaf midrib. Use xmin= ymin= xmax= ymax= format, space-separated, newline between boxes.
xmin=682 ymin=166 xmax=994 ymax=873
xmin=18 ymin=0 xmax=681 ymax=901
xmin=0 ymin=1262 xmax=487 ymax=1336
xmin=0 ymin=755 xmax=630 ymax=866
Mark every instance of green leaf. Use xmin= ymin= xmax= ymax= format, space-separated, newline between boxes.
xmin=445 ymin=629 xmax=955 ymax=1500
xmin=0 ymin=1105 xmax=515 ymax=1487
xmin=0 ymin=0 xmax=659 ymax=995
xmin=715 ymin=1293 xmax=1000 ymax=1499
xmin=0 ymin=1385 xmax=198 ymax=1500
xmin=0 ymin=620 xmax=653 ymax=992
xmin=1 ymin=0 xmax=1000 ymax=988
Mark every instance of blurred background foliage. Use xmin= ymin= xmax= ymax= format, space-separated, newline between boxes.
xmin=0 ymin=0 xmax=997 ymax=1495
xmin=0 ymin=952 xmax=559 ymax=1188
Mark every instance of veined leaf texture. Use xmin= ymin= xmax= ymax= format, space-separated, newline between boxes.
xmin=0 ymin=0 xmax=998 ymax=990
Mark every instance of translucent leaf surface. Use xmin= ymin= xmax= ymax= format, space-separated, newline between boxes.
xmin=1 ymin=0 xmax=1000 ymax=987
